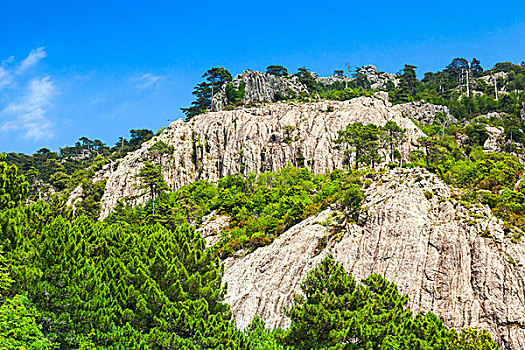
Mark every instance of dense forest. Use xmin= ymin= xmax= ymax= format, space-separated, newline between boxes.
xmin=2 ymin=58 xmax=525 ymax=348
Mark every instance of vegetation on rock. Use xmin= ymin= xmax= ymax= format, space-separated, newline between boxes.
xmin=283 ymin=255 xmax=499 ymax=350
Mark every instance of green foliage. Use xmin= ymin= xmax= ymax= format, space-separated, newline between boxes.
xmin=465 ymin=122 xmax=489 ymax=146
xmin=392 ymin=64 xmax=419 ymax=102
xmin=266 ymin=65 xmax=288 ymax=77
xmin=340 ymin=184 xmax=363 ymax=221
xmin=448 ymin=328 xmax=500 ymax=350
xmin=406 ymin=127 xmax=525 ymax=236
xmin=295 ymin=67 xmax=324 ymax=93
xmin=182 ymin=67 xmax=233 ymax=119
xmin=2 ymin=211 xmax=245 ymax=349
xmin=106 ymin=180 xmax=219 ymax=232
xmin=108 ymin=167 xmax=364 ymax=257
xmin=0 ymin=155 xmax=28 ymax=210
xmin=442 ymin=148 xmax=522 ymax=191
xmin=0 ymin=295 xmax=57 ymax=349
xmin=74 ymin=179 xmax=107 ymax=220
xmin=225 ymin=82 xmax=246 ymax=106
xmin=382 ymin=121 xmax=407 ymax=163
xmin=214 ymin=168 xmax=363 ymax=257
xmin=319 ymin=86 xmax=373 ymax=101
xmin=0 ymin=148 xmax=505 ymax=350
xmin=4 ymin=130 xmax=153 ymax=200
xmin=149 ymin=140 xmax=174 ymax=163
xmin=283 ymin=255 xmax=499 ymax=350
xmin=245 ymin=316 xmax=291 ymax=350
xmin=134 ymin=161 xmax=169 ymax=213
xmin=333 ymin=122 xmax=383 ymax=169
xmin=0 ymin=166 xmax=249 ymax=348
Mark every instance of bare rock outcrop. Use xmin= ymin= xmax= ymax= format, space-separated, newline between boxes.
xmin=484 ymin=126 xmax=504 ymax=152
xmin=358 ymin=65 xmax=399 ymax=90
xmin=392 ymin=100 xmax=455 ymax=124
xmin=98 ymin=97 xmax=432 ymax=219
xmin=196 ymin=210 xmax=230 ymax=247
xmin=223 ymin=168 xmax=525 ymax=350
xmin=212 ymin=70 xmax=309 ymax=111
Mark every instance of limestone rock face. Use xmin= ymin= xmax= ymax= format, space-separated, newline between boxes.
xmin=197 ymin=210 xmax=230 ymax=247
xmin=392 ymin=100 xmax=454 ymax=124
xmin=479 ymin=71 xmax=508 ymax=85
xmin=212 ymin=70 xmax=309 ymax=111
xmin=66 ymin=184 xmax=83 ymax=210
xmin=484 ymin=126 xmax=504 ymax=152
xmin=98 ymin=97 xmax=430 ymax=219
xmin=358 ymin=65 xmax=399 ymax=90
xmin=223 ymin=168 xmax=525 ymax=350
xmin=313 ymin=72 xmax=350 ymax=86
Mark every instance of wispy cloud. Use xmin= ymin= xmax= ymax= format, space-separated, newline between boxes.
xmin=0 ymin=47 xmax=57 ymax=141
xmin=134 ymin=73 xmax=163 ymax=89
xmin=0 ymin=67 xmax=10 ymax=90
xmin=0 ymin=57 xmax=15 ymax=89
xmin=1 ymin=77 xmax=55 ymax=140
xmin=18 ymin=47 xmax=47 ymax=73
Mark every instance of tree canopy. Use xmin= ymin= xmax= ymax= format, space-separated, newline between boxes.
xmin=266 ymin=65 xmax=288 ymax=77
xmin=182 ymin=67 xmax=233 ymax=119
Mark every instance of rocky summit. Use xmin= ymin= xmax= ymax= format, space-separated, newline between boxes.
xmin=97 ymin=94 xmax=432 ymax=218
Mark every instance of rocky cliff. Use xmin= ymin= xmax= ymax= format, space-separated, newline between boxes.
xmin=358 ymin=65 xmax=399 ymax=90
xmin=313 ymin=72 xmax=350 ymax=86
xmin=97 ymin=95 xmax=435 ymax=218
xmin=221 ymin=168 xmax=525 ymax=350
xmin=212 ymin=70 xmax=309 ymax=111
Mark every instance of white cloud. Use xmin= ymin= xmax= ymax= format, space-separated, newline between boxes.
xmin=18 ymin=47 xmax=46 ymax=73
xmin=0 ymin=67 xmax=10 ymax=89
xmin=134 ymin=73 xmax=163 ymax=89
xmin=0 ymin=48 xmax=47 ymax=91
xmin=0 ymin=57 xmax=15 ymax=90
xmin=0 ymin=76 xmax=55 ymax=140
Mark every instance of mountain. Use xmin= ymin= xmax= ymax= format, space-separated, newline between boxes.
xmin=82 ymin=91 xmax=524 ymax=348
xmin=4 ymin=60 xmax=525 ymax=349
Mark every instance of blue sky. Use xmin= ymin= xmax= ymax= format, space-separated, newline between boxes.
xmin=1 ymin=0 xmax=524 ymax=154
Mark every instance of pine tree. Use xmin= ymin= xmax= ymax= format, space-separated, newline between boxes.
xmin=381 ymin=121 xmax=406 ymax=164
xmin=395 ymin=64 xmax=418 ymax=102
xmin=417 ymin=136 xmax=439 ymax=169
xmin=283 ymin=255 xmax=500 ymax=350
xmin=181 ymin=67 xmax=232 ymax=119
xmin=149 ymin=140 xmax=174 ymax=169
xmin=0 ymin=154 xmax=28 ymax=210
xmin=266 ymin=65 xmax=288 ymax=77
xmin=333 ymin=122 xmax=381 ymax=169
xmin=135 ymin=161 xmax=168 ymax=213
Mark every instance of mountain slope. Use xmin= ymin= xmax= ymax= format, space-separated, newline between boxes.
xmin=221 ymin=168 xmax=525 ymax=350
